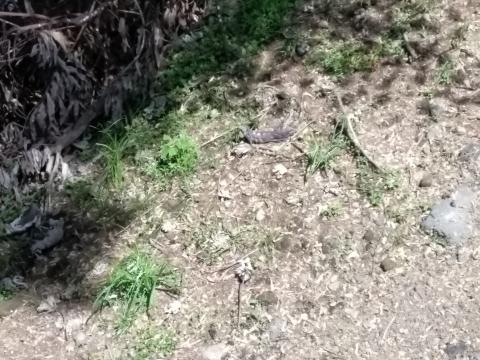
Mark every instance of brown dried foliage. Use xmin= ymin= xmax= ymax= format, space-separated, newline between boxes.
xmin=0 ymin=0 xmax=205 ymax=191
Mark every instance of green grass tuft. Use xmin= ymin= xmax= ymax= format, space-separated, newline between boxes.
xmin=307 ymin=135 xmax=348 ymax=175
xmin=95 ymin=250 xmax=181 ymax=333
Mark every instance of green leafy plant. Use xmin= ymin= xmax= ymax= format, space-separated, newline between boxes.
xmin=95 ymin=250 xmax=181 ymax=333
xmin=320 ymin=200 xmax=343 ymax=218
xmin=133 ymin=327 xmax=177 ymax=359
xmin=157 ymin=134 xmax=199 ymax=177
xmin=436 ymin=59 xmax=454 ymax=85
xmin=356 ymin=160 xmax=400 ymax=207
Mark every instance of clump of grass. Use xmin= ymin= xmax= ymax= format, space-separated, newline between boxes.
xmin=97 ymin=131 xmax=131 ymax=188
xmin=320 ymin=200 xmax=343 ymax=219
xmin=309 ymin=38 xmax=404 ymax=78
xmin=133 ymin=326 xmax=177 ymax=360
xmin=95 ymin=250 xmax=181 ymax=332
xmin=356 ymin=160 xmax=400 ymax=207
xmin=436 ymin=59 xmax=455 ymax=85
xmin=0 ymin=287 xmax=14 ymax=301
xmin=137 ymin=134 xmax=198 ymax=181
xmin=307 ymin=134 xmax=348 ymax=175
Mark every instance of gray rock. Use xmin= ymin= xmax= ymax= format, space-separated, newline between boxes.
xmin=445 ymin=341 xmax=467 ymax=359
xmin=200 ymin=343 xmax=229 ymax=360
xmin=380 ymin=258 xmax=398 ymax=272
xmin=268 ymin=317 xmax=287 ymax=341
xmin=428 ymin=98 xmax=455 ymax=121
xmin=422 ymin=187 xmax=476 ymax=246
xmin=419 ymin=173 xmax=434 ymax=187
xmin=295 ymin=43 xmax=309 ymax=57
xmin=459 ymin=143 xmax=480 ymax=162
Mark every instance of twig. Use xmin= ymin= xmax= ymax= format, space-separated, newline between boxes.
xmin=205 ymin=249 xmax=258 ymax=275
xmin=201 ymin=127 xmax=237 ymax=148
xmin=334 ymin=91 xmax=383 ymax=172
xmin=236 ymin=280 xmax=242 ymax=328
xmin=381 ymin=315 xmax=396 ymax=344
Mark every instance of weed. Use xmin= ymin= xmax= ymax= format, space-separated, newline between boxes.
xmin=95 ymin=250 xmax=181 ymax=332
xmin=390 ymin=0 xmax=435 ymax=36
xmin=309 ymin=38 xmax=404 ymax=78
xmin=133 ymin=326 xmax=177 ymax=359
xmin=0 ymin=287 xmax=13 ymax=301
xmin=356 ymin=160 xmax=400 ymax=207
xmin=97 ymin=131 xmax=131 ymax=187
xmin=307 ymin=135 xmax=347 ymax=175
xmin=320 ymin=200 xmax=343 ymax=219
xmin=157 ymin=134 xmax=198 ymax=177
xmin=436 ymin=59 xmax=454 ymax=85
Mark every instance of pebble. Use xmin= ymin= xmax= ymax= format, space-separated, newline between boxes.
xmin=380 ymin=258 xmax=398 ymax=272
xmin=161 ymin=220 xmax=176 ymax=233
xmin=273 ymin=164 xmax=288 ymax=178
xmin=268 ymin=317 xmax=287 ymax=341
xmin=258 ymin=290 xmax=279 ymax=307
xmin=295 ymin=43 xmax=309 ymax=57
xmin=200 ymin=343 xmax=229 ymax=360
xmin=231 ymin=143 xmax=252 ymax=157
xmin=445 ymin=341 xmax=467 ymax=359
xmin=419 ymin=173 xmax=433 ymax=187
xmin=256 ymin=209 xmax=266 ymax=222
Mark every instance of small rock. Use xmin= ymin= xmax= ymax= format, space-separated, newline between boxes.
xmin=284 ymin=194 xmax=301 ymax=206
xmin=258 ymin=291 xmax=279 ymax=307
xmin=275 ymin=236 xmax=294 ymax=251
xmin=404 ymin=31 xmax=438 ymax=57
xmin=73 ymin=331 xmax=88 ymax=347
xmin=207 ymin=323 xmax=217 ymax=340
xmin=295 ymin=43 xmax=309 ymax=57
xmin=427 ymin=98 xmax=455 ymax=121
xmin=363 ymin=229 xmax=376 ymax=242
xmin=445 ymin=341 xmax=467 ymax=359
xmin=419 ymin=173 xmax=433 ymax=188
xmin=273 ymin=164 xmax=288 ymax=178
xmin=231 ymin=143 xmax=252 ymax=157
xmin=200 ymin=343 xmax=229 ymax=360
xmin=256 ymin=208 xmax=266 ymax=222
xmin=363 ymin=229 xmax=376 ymax=251
xmin=268 ymin=317 xmax=287 ymax=341
xmin=161 ymin=220 xmax=176 ymax=233
xmin=36 ymin=295 xmax=59 ymax=313
xmin=459 ymin=143 xmax=480 ymax=162
xmin=380 ymin=258 xmax=398 ymax=272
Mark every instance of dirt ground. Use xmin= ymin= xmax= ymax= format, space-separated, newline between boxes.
xmin=2 ymin=1 xmax=480 ymax=359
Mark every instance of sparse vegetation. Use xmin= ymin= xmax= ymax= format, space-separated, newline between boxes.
xmin=133 ymin=326 xmax=177 ymax=359
xmin=94 ymin=250 xmax=181 ymax=333
xmin=98 ymin=131 xmax=132 ymax=188
xmin=307 ymin=135 xmax=348 ymax=175
xmin=320 ymin=200 xmax=343 ymax=219
xmin=309 ymin=38 xmax=404 ymax=78
xmin=436 ymin=59 xmax=455 ymax=85
xmin=0 ymin=287 xmax=14 ymax=301
xmin=356 ymin=161 xmax=401 ymax=206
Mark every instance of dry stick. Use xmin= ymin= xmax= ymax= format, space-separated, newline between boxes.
xmin=200 ymin=127 xmax=237 ymax=148
xmin=236 ymin=280 xmax=242 ymax=328
xmin=334 ymin=91 xmax=383 ymax=172
xmin=205 ymin=249 xmax=258 ymax=275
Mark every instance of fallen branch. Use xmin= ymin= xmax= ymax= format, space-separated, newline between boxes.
xmin=334 ymin=91 xmax=383 ymax=172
